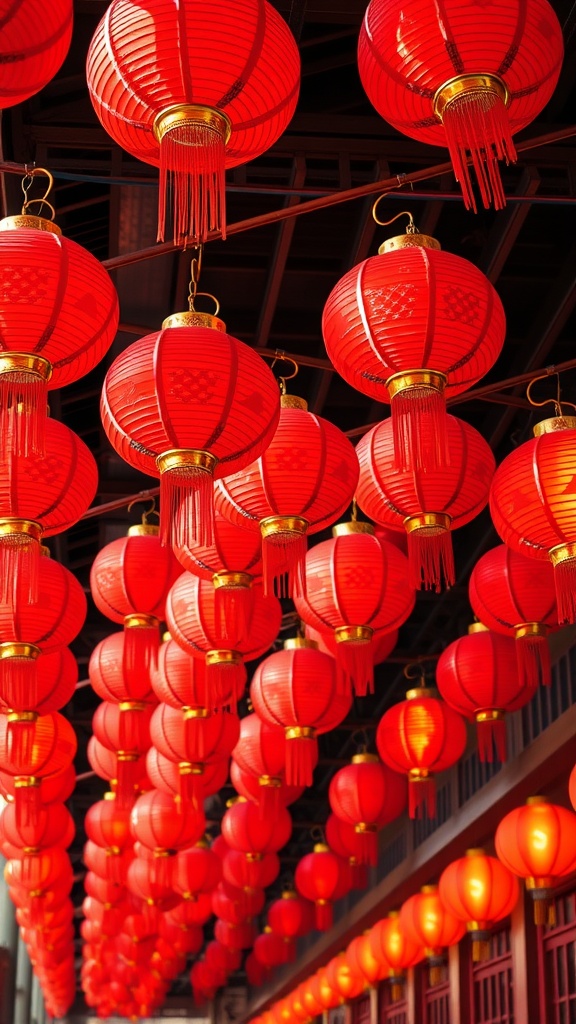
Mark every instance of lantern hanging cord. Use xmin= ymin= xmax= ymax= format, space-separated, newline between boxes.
xmin=270 ymin=349 xmax=299 ymax=395
xmin=188 ymin=245 xmax=203 ymax=309
xmin=371 ymin=203 xmax=417 ymax=233
xmin=21 ymin=165 xmax=56 ymax=221
xmin=127 ymin=495 xmax=160 ymax=525
xmin=526 ymin=371 xmax=576 ymax=417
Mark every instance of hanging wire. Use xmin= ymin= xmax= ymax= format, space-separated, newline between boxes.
xmin=372 ymin=201 xmax=417 ymax=231
xmin=21 ymin=166 xmax=56 ymax=220
xmin=127 ymin=496 xmax=159 ymax=525
xmin=526 ymin=372 xmax=576 ymax=417
xmin=270 ymin=349 xmax=299 ymax=394
xmin=403 ymin=661 xmax=428 ymax=687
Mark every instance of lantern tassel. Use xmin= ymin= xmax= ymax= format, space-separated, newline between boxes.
xmin=205 ymin=658 xmax=245 ymax=709
xmin=0 ymin=373 xmax=48 ymax=458
xmin=182 ymin=715 xmax=207 ymax=763
xmin=157 ymin=115 xmax=227 ymax=246
xmin=390 ymin=979 xmax=404 ymax=1003
xmin=118 ymin=705 xmax=146 ymax=751
xmin=552 ymin=555 xmax=576 ymax=626
xmin=516 ymin=631 xmax=551 ymax=687
xmin=354 ymin=828 xmax=378 ymax=867
xmin=257 ymin=783 xmax=281 ymax=821
xmin=532 ymin=891 xmax=556 ymax=927
xmin=15 ymin=785 xmax=41 ymax=831
xmin=335 ymin=638 xmax=374 ymax=697
xmin=0 ymin=534 xmax=39 ymax=608
xmin=124 ymin=620 xmax=159 ymax=676
xmin=179 ymin=769 xmax=204 ymax=812
xmin=7 ymin=718 xmax=37 ymax=771
xmin=215 ymin=585 xmax=253 ymax=647
xmin=315 ymin=900 xmax=333 ymax=931
xmin=406 ymin=522 xmax=455 ymax=593
xmin=429 ymin=960 xmax=445 ymax=988
xmin=440 ymin=87 xmax=514 ymax=212
xmin=262 ymin=530 xmax=307 ymax=600
xmin=106 ymin=852 xmax=123 ymax=886
xmin=285 ymin=732 xmax=318 ymax=787
xmin=476 ymin=716 xmax=507 ymax=763
xmin=0 ymin=656 xmax=39 ymax=714
xmin=116 ymin=757 xmax=141 ymax=809
xmin=151 ymin=855 xmax=174 ymax=891
xmin=408 ymin=775 xmax=436 ymax=819
xmin=390 ymin=382 xmax=447 ymax=473
xmin=160 ymin=466 xmax=215 ymax=551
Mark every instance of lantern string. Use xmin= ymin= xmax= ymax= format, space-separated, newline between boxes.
xmin=270 ymin=350 xmax=299 ymax=395
xmin=188 ymin=245 xmax=203 ymax=310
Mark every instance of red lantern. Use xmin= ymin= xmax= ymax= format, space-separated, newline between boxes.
xmin=5 ymin=846 xmax=73 ymax=893
xmin=325 ymin=952 xmax=366 ymax=1002
xmin=325 ymin=814 xmax=369 ymax=891
xmin=205 ymin=939 xmax=241 ymax=984
xmin=167 ymin=575 xmax=280 ymax=704
xmin=92 ymin=701 xmax=154 ymax=808
xmin=490 ymin=416 xmax=576 ymax=625
xmin=221 ymin=798 xmax=292 ymax=855
xmin=0 ymin=207 xmax=118 ymax=458
xmin=376 ymin=685 xmax=467 ymax=818
xmin=268 ymin=890 xmax=313 ymax=955
xmin=126 ymin=856 xmax=180 ymax=909
xmin=146 ymin=746 xmax=229 ymax=805
xmin=295 ymin=524 xmax=414 ymax=694
xmin=294 ymin=843 xmax=349 ymax=931
xmin=83 ymin=840 xmax=134 ymax=888
xmin=323 ymin=227 xmax=505 ymax=473
xmin=0 ymin=712 xmax=76 ymax=826
xmin=101 ymin=316 xmax=280 ymax=550
xmin=89 ymin=631 xmax=157 ymax=704
xmin=400 ymin=885 xmax=466 ymax=985
xmin=245 ymin=951 xmax=272 ymax=988
xmin=173 ymin=839 xmax=222 ymax=900
xmin=0 ymin=0 xmax=72 ymax=107
xmin=437 ymin=623 xmax=537 ymax=762
xmin=222 ymin=847 xmax=280 ymax=893
xmin=90 ymin=525 xmax=181 ymax=672
xmin=212 ymin=881 xmax=265 ymax=924
xmin=0 ymin=648 xmax=77 ymax=719
xmin=346 ymin=933 xmax=387 ymax=988
xmin=85 ymin=796 xmax=132 ymax=853
xmin=254 ymin=927 xmax=293 ymax=968
xmin=315 ymin=968 xmax=343 ymax=1010
xmin=159 ymin=917 xmax=203 ymax=958
xmin=250 ymin=639 xmax=351 ymax=786
xmin=86 ymin=735 xmax=147 ymax=801
xmin=328 ymin=753 xmax=407 ymax=865
xmin=355 ymin=415 xmax=495 ymax=591
xmin=215 ymin=396 xmax=359 ymax=597
xmin=438 ymin=848 xmax=519 ymax=960
xmin=300 ymin=976 xmax=325 ymax=1019
xmin=168 ymin=893 xmax=213 ymax=929
xmin=87 ymin=0 xmax=300 ymax=243
xmin=231 ymin=713 xmax=299 ymax=818
xmin=152 ymin=636 xmax=246 ymax=712
xmin=150 ymin=703 xmax=238 ymax=806
xmin=495 ymin=797 xmax=576 ymax=925
xmin=190 ymin=960 xmax=218 ymax=1005
xmin=469 ymin=544 xmax=558 ymax=688
xmin=214 ymin=917 xmax=257 ymax=952
xmin=0 ymin=800 xmax=74 ymax=852
xmin=369 ymin=913 xmax=423 ymax=1001
xmin=230 ymin=761 xmax=304 ymax=812
xmin=357 ymin=0 xmax=563 ymax=211
xmin=130 ymin=789 xmax=205 ymax=886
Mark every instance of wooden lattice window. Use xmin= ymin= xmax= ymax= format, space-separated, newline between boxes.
xmin=351 ymin=993 xmax=371 ymax=1024
xmin=539 ymin=887 xmax=576 ymax=1024
xmin=470 ymin=927 xmax=514 ymax=1024
xmin=423 ymin=972 xmax=451 ymax=1024
xmin=378 ymin=980 xmax=407 ymax=1024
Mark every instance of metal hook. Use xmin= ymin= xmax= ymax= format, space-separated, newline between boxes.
xmin=310 ymin=825 xmax=325 ymax=844
xmin=351 ymin=727 xmax=372 ymax=752
xmin=188 ymin=245 xmax=203 ymax=309
xmin=127 ymin=495 xmax=159 ymax=524
xmin=526 ymin=372 xmax=576 ymax=417
xmin=20 ymin=167 xmax=56 ymax=220
xmin=270 ymin=349 xmax=299 ymax=394
xmin=403 ymin=661 xmax=427 ymax=686
xmin=372 ymin=201 xmax=417 ymax=232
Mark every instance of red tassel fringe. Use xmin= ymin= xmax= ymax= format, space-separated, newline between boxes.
xmin=215 ymin=585 xmax=253 ymax=647
xmin=257 ymin=783 xmax=281 ymax=821
xmin=0 ymin=373 xmax=48 ymax=458
xmin=390 ymin=384 xmax=447 ymax=473
xmin=7 ymin=719 xmax=36 ymax=772
xmin=285 ymin=735 xmax=317 ymax=787
xmin=205 ymin=659 xmax=245 ymax=710
xmin=476 ymin=716 xmax=507 ymax=763
xmin=179 ymin=769 xmax=204 ymax=812
xmin=15 ymin=786 xmax=40 ymax=831
xmin=407 ymin=526 xmax=455 ymax=593
xmin=262 ymin=532 xmax=307 ymax=599
xmin=160 ymin=468 xmax=215 ymax=551
xmin=354 ymin=829 xmax=378 ymax=867
xmin=119 ymin=706 xmax=145 ymax=751
xmin=441 ymin=89 xmax=515 ymax=212
xmin=517 ymin=633 xmax=551 ymax=687
xmin=408 ymin=776 xmax=436 ymax=819
xmin=336 ymin=638 xmax=374 ymax=697
xmin=151 ymin=855 xmax=174 ymax=891
xmin=0 ymin=656 xmax=38 ymax=713
xmin=116 ymin=758 xmax=141 ymax=809
xmin=182 ymin=716 xmax=207 ymax=763
xmin=157 ymin=118 xmax=227 ymax=246
xmin=553 ymin=557 xmax=576 ymax=625
xmin=0 ymin=535 xmax=39 ymax=608
xmin=315 ymin=901 xmax=333 ymax=931
xmin=124 ymin=623 xmax=159 ymax=677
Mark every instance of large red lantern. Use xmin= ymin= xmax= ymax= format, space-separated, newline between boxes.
xmin=0 ymin=711 xmax=76 ymax=826
xmin=469 ymin=545 xmax=558 ymax=687
xmin=490 ymin=416 xmax=576 ymax=625
xmin=328 ymin=754 xmax=407 ymax=865
xmin=215 ymin=396 xmax=359 ymax=597
xmin=90 ymin=524 xmax=181 ymax=672
xmin=101 ymin=315 xmax=280 ymax=549
xmin=0 ymin=0 xmax=72 ymax=107
xmin=250 ymin=638 xmax=351 ymax=786
xmin=376 ymin=685 xmax=467 ymax=818
xmin=166 ymin=575 xmax=281 ymax=703
xmin=438 ymin=848 xmax=519 ymax=960
xmin=357 ymin=0 xmax=563 ymax=211
xmin=400 ymin=885 xmax=466 ymax=985
xmin=495 ymin=797 xmax=576 ymax=925
xmin=130 ymin=789 xmax=206 ymax=884
xmin=369 ymin=913 xmax=423 ymax=1001
xmin=323 ymin=224 xmax=505 ymax=472
xmin=0 ymin=648 xmax=77 ymax=720
xmin=92 ymin=700 xmax=154 ymax=807
xmin=436 ymin=624 xmax=536 ymax=762
xmin=355 ymin=415 xmax=495 ymax=592
xmin=87 ymin=0 xmax=300 ymax=244
xmin=150 ymin=703 xmax=238 ymax=805
xmin=0 ymin=801 xmax=74 ymax=852
xmin=221 ymin=798 xmax=292 ymax=855
xmin=89 ymin=631 xmax=156 ymax=704
xmin=294 ymin=523 xmax=414 ymax=695
xmin=346 ymin=933 xmax=387 ymax=988
xmin=294 ymin=843 xmax=349 ymax=931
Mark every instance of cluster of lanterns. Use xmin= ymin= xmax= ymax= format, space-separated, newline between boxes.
xmin=0 ymin=0 xmax=573 ymax=1018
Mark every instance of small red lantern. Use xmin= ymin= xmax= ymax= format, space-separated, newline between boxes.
xmin=325 ymin=952 xmax=366 ymax=1002
xmin=215 ymin=395 xmax=359 ymax=597
xmin=250 ymin=638 xmax=351 ymax=786
xmin=490 ymin=416 xmax=576 ymax=625
xmin=268 ymin=890 xmax=313 ymax=954
xmin=346 ymin=933 xmax=387 ymax=988
xmin=173 ymin=839 xmax=222 ymax=900
xmin=213 ymin=917 xmax=257 ymax=951
xmin=222 ymin=847 xmax=280 ymax=893
xmin=245 ymin=951 xmax=272 ymax=988
xmin=436 ymin=624 xmax=536 ymax=762
xmin=357 ymin=0 xmax=563 ymax=211
xmin=168 ymin=893 xmax=213 ymax=929
xmin=355 ymin=415 xmax=495 ymax=592
xmin=376 ymin=683 xmax=467 ymax=818
xmin=400 ymin=885 xmax=466 ymax=985
xmin=300 ymin=976 xmax=325 ymax=1019
xmin=230 ymin=761 xmax=304 ymax=812
xmin=0 ymin=712 xmax=77 ymax=825
xmin=328 ymin=754 xmax=407 ymax=865
xmin=295 ymin=523 xmax=414 ymax=694
xmin=150 ymin=703 xmax=239 ymax=805
xmin=495 ymin=797 xmax=576 ymax=925
xmin=325 ymin=813 xmax=369 ymax=891
xmin=166 ymin=575 xmax=280 ymax=704
xmin=438 ymin=848 xmax=519 ymax=960
xmin=254 ymin=927 xmax=293 ymax=968
xmin=130 ymin=789 xmax=206 ymax=886
xmin=369 ymin=912 xmax=424 ymax=1001
xmin=86 ymin=736 xmax=147 ymax=801
xmin=87 ymin=0 xmax=300 ymax=244
xmin=294 ymin=843 xmax=348 ymax=931
xmin=221 ymin=798 xmax=292 ymax=856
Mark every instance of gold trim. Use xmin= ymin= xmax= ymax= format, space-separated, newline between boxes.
xmin=525 ymin=875 xmax=554 ymax=891
xmin=387 ymin=369 xmax=447 ymax=400
xmin=516 ymin=622 xmax=548 ymax=640
xmin=258 ymin=774 xmax=282 ymax=789
xmin=533 ymin=416 xmax=576 ymax=436
xmin=280 ymin=394 xmax=308 ymax=411
xmin=285 ymin=726 xmax=316 ymax=740
xmin=404 ymin=512 xmax=451 ymax=535
xmin=127 ymin=524 xmax=159 ymax=538
xmin=0 ymin=519 xmax=42 ymax=542
xmin=0 ymin=215 xmax=62 ymax=236
xmin=0 ymin=642 xmax=41 ymax=661
xmin=332 ymin=521 xmax=375 ymax=538
xmin=281 ymin=889 xmax=298 ymax=900
xmin=161 ymin=310 xmax=226 ymax=332
xmin=14 ymin=776 xmax=40 ymax=789
xmin=355 ymin=822 xmax=378 ymax=834
xmin=124 ymin=612 xmax=159 ymax=630
xmin=475 ymin=709 xmax=504 ymax=724
xmin=406 ymin=687 xmax=437 ymax=700
xmin=117 ymin=752 xmax=139 ymax=763
xmin=183 ymin=707 xmax=210 ymax=720
xmin=206 ymin=649 xmax=242 ymax=667
xmin=433 ymin=74 xmax=509 ymax=121
xmin=378 ymin=233 xmax=441 ymax=255
xmin=260 ymin=515 xmax=308 ymax=539
xmin=119 ymin=701 xmax=148 ymax=712
xmin=313 ymin=843 xmax=329 ymax=854
xmin=421 ymin=884 xmax=438 ymax=895
xmin=7 ymin=711 xmax=37 ymax=724
xmin=284 ymin=637 xmax=318 ymax=651
xmin=156 ymin=448 xmax=218 ymax=476
xmin=550 ymin=542 xmax=576 ymax=568
xmin=408 ymin=768 xmax=431 ymax=781
xmin=335 ymin=625 xmax=373 ymax=644
xmin=466 ymin=848 xmax=486 ymax=857
xmin=526 ymin=795 xmax=547 ymax=806
xmin=351 ymin=753 xmax=379 ymax=765
xmin=0 ymin=353 xmax=52 ymax=381
xmin=178 ymin=761 xmax=203 ymax=775
xmin=213 ymin=571 xmax=253 ymax=590
xmin=468 ymin=622 xmax=489 ymax=634
xmin=153 ymin=104 xmax=232 ymax=146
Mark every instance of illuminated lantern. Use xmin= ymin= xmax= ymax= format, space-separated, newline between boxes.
xmin=323 ymin=224 xmax=505 ymax=473
xmin=315 ymin=968 xmax=343 ymax=1010
xmin=369 ymin=912 xmax=423 ymax=1001
xmin=150 ymin=703 xmax=239 ymax=805
xmin=0 ymin=199 xmax=118 ymax=458
xmin=355 ymin=415 xmax=495 ymax=591
xmin=175 ymin=508 xmax=263 ymax=644
xmin=301 ymin=975 xmax=325 ymax=1019
xmin=250 ymin=639 xmax=351 ymax=786
xmin=490 ymin=415 xmax=576 ymax=625
xmin=166 ymin=576 xmax=281 ymax=704
xmin=268 ymin=890 xmax=313 ymax=957
xmin=0 ymin=648 xmax=77 ymax=719
xmin=87 ymin=0 xmax=300 ymax=244
xmin=325 ymin=952 xmax=366 ymax=1002
xmin=328 ymin=754 xmax=407 ymax=865
xmin=222 ymin=847 xmax=280 ymax=893
xmin=376 ymin=684 xmax=467 ymax=818
xmin=90 ymin=524 xmax=180 ymax=672
xmin=436 ymin=624 xmax=536 ymax=762
xmin=0 ymin=712 xmax=76 ymax=826
xmin=231 ymin=713 xmax=302 ymax=817
xmin=152 ymin=636 xmax=246 ymax=713
xmin=570 ymin=764 xmax=576 ymax=813
xmin=295 ymin=843 xmax=348 ymax=931
xmin=92 ymin=701 xmax=154 ymax=807
xmin=216 ymin=395 xmax=359 ymax=598
xmin=221 ymin=798 xmax=292 ymax=855
xmin=230 ymin=761 xmax=304 ymax=812
xmin=254 ymin=927 xmax=293 ymax=968
xmin=346 ymin=933 xmax=387 ymax=987
xmin=101 ymin=314 xmax=280 ymax=551
xmin=325 ymin=813 xmax=368 ymax=891
xmin=495 ymin=797 xmax=576 ymax=925
xmin=146 ymin=746 xmax=229 ymax=805
xmin=0 ymin=0 xmax=72 ymax=107
xmin=89 ymin=631 xmax=157 ymax=704
xmin=438 ymin=848 xmax=519 ymax=960
xmin=295 ymin=523 xmax=414 ymax=694
xmin=357 ymin=0 xmax=563 ymax=211
xmin=400 ymin=885 xmax=466 ymax=985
